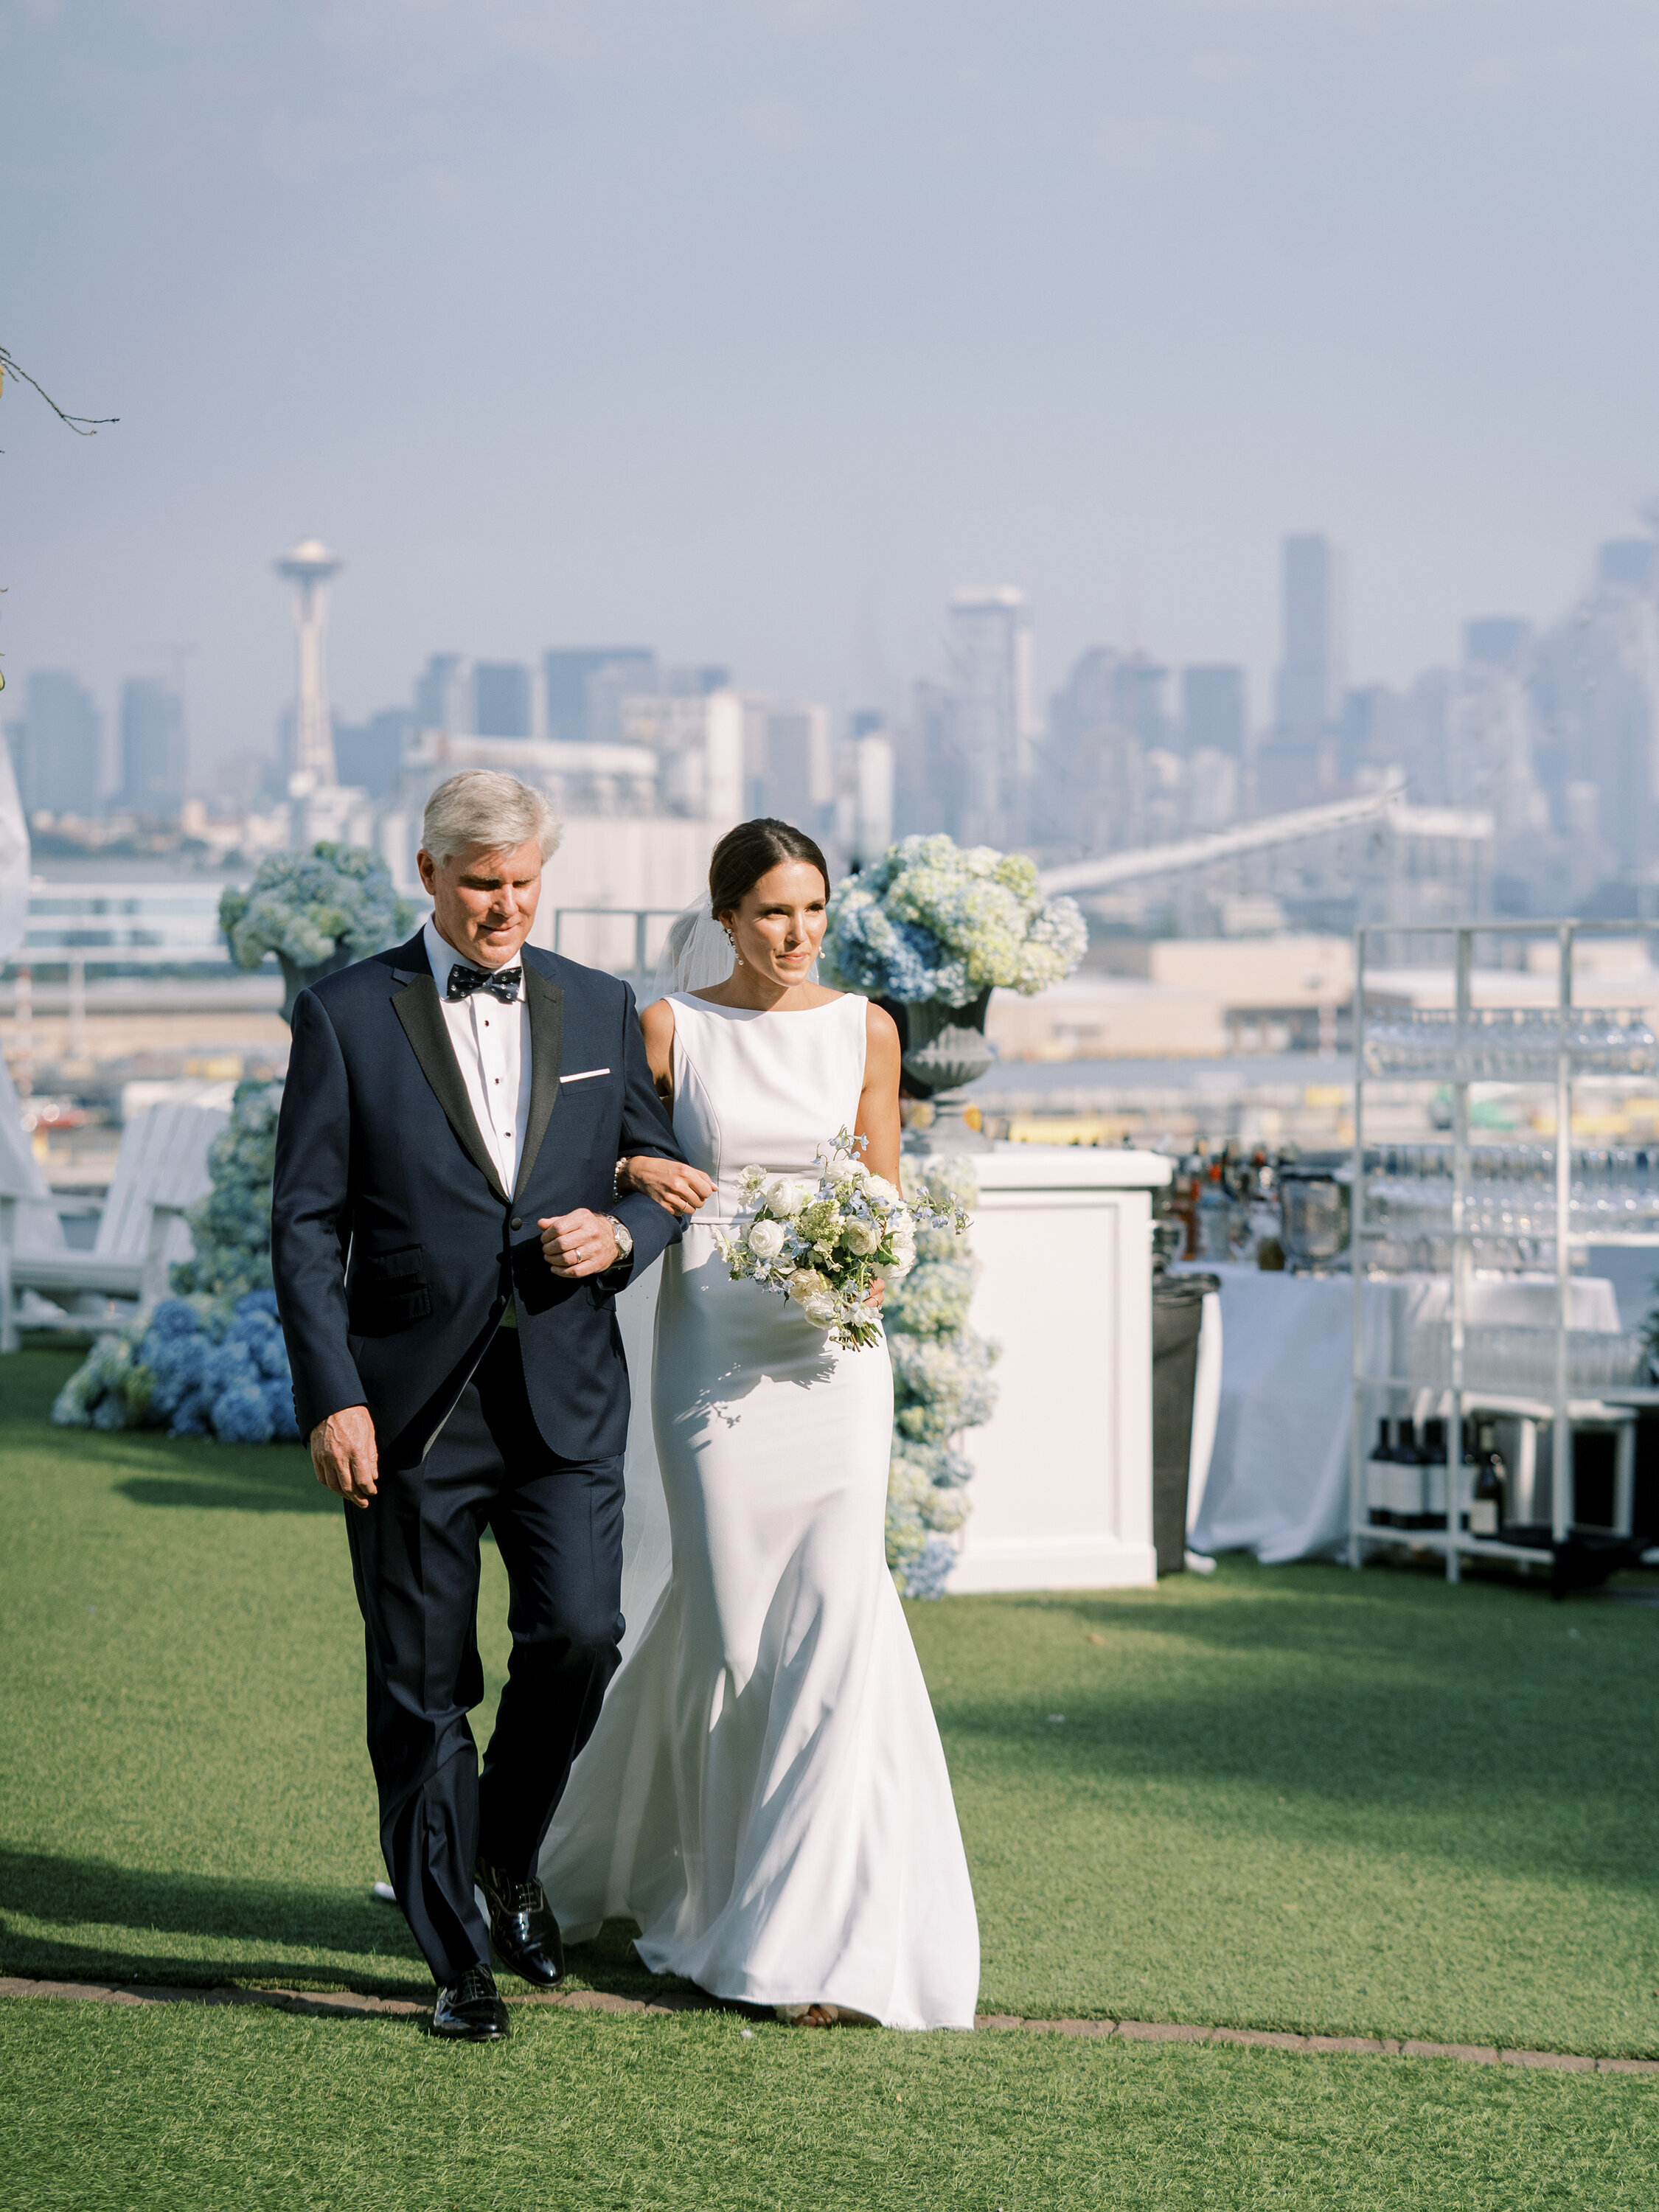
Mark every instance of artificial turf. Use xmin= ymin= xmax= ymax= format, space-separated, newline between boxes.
xmin=3 ymin=1340 xmax=1658 ymax=2206
xmin=4 ymin=1997 xmax=1656 ymax=2212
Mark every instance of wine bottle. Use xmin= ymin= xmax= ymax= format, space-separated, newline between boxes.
xmin=1392 ymin=1420 xmax=1426 ymax=1528
xmin=1417 ymin=1417 xmax=1448 ymax=1531
xmin=1366 ymin=1417 xmax=1395 ymax=1526
xmin=1470 ymin=1420 xmax=1506 ymax=1540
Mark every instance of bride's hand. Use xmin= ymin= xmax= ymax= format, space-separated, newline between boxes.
xmin=864 ymin=1279 xmax=886 ymax=1310
xmin=619 ymin=1155 xmax=716 ymax=1217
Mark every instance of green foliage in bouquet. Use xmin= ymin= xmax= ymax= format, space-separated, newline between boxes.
xmin=168 ymin=1080 xmax=282 ymax=1302
xmin=821 ymin=833 xmax=1087 ymax=1009
xmin=883 ymin=1155 xmax=998 ymax=1598
xmin=219 ymin=842 xmax=415 ymax=988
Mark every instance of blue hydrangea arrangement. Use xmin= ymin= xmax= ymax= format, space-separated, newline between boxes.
xmin=219 ymin=841 xmax=415 ymax=975
xmin=52 ymin=1290 xmax=299 ymax=1444
xmin=169 ymin=1079 xmax=281 ymax=1302
xmin=821 ymin=834 xmax=1087 ymax=1009
xmin=883 ymin=1155 xmax=998 ymax=1599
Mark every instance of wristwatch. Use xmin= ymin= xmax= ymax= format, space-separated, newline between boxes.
xmin=603 ymin=1214 xmax=633 ymax=1270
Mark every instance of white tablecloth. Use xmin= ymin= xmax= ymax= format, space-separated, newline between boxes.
xmin=1185 ymin=1268 xmax=1621 ymax=1563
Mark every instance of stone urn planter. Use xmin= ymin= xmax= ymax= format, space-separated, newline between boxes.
xmin=897 ymin=988 xmax=995 ymax=1153
xmin=276 ymin=942 xmax=356 ymax=1026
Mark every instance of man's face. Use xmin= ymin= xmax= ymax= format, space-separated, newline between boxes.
xmin=417 ymin=837 xmax=544 ymax=968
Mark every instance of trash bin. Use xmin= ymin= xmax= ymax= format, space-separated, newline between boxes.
xmin=1152 ymin=1272 xmax=1220 ymax=1576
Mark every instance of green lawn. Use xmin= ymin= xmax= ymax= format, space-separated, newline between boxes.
xmin=4 ymin=1999 xmax=1655 ymax=2212
xmin=4 ymin=1340 xmax=1658 ymax=2208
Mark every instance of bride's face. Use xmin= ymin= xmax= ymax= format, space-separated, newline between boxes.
xmin=724 ymin=860 xmax=828 ymax=987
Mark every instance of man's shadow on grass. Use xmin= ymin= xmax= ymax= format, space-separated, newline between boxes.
xmin=0 ymin=1846 xmax=687 ymax=2007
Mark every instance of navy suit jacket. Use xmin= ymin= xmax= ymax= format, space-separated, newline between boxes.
xmin=271 ymin=933 xmax=685 ymax=1468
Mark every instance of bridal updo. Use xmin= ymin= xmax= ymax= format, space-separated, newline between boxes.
xmin=708 ymin=818 xmax=831 ymax=924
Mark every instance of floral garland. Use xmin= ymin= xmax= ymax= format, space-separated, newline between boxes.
xmin=821 ymin=834 xmax=1087 ymax=1009
xmin=884 ymin=1155 xmax=997 ymax=1598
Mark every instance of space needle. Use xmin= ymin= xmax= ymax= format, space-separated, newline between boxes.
xmin=275 ymin=538 xmax=344 ymax=795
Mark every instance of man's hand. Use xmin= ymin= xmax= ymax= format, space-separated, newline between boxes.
xmin=540 ymin=1208 xmax=620 ymax=1279
xmin=617 ymin=1155 xmax=716 ymax=1218
xmin=310 ymin=1404 xmax=379 ymax=1510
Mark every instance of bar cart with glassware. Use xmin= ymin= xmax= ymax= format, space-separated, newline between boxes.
xmin=1349 ymin=921 xmax=1659 ymax=1588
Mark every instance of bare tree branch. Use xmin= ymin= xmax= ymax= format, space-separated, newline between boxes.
xmin=0 ymin=347 xmax=119 ymax=437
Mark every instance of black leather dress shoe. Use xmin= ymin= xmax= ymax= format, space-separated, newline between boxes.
xmin=431 ymin=1963 xmax=511 ymax=2042
xmin=476 ymin=1858 xmax=566 ymax=1988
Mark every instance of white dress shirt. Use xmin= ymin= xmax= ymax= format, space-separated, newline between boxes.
xmin=423 ymin=918 xmax=534 ymax=1194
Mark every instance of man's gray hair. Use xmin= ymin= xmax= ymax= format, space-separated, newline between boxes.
xmin=420 ymin=771 xmax=562 ymax=866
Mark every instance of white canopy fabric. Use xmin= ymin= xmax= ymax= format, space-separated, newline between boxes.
xmin=0 ymin=745 xmax=63 ymax=1256
xmin=0 ymin=737 xmax=26 ymax=964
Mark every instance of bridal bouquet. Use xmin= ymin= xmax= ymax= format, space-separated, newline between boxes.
xmin=715 ymin=1130 xmax=970 ymax=1350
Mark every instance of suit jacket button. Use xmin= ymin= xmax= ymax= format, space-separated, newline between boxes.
xmin=509 ymin=1216 xmax=522 ymax=1231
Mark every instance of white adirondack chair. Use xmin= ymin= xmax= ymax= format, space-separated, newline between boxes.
xmin=0 ymin=1100 xmax=229 ymax=1352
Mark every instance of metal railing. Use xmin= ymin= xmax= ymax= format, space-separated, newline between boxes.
xmin=549 ymin=908 xmax=684 ymax=978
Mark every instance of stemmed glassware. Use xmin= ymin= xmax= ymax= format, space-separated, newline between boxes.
xmin=1363 ymin=1141 xmax=1659 ymax=1273
xmin=1364 ymin=1007 xmax=1659 ymax=1081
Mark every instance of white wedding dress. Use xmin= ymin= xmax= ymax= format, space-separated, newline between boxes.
xmin=537 ymin=989 xmax=980 ymax=2030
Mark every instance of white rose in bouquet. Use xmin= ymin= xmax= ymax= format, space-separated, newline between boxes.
xmin=862 ymin=1173 xmax=902 ymax=1208
xmin=747 ymin=1217 xmax=787 ymax=1259
xmin=764 ymin=1177 xmax=815 ymax=1220
xmin=787 ymin=1267 xmax=830 ymax=1305
xmin=841 ymin=1217 xmax=881 ymax=1256
xmin=802 ymin=1292 xmax=838 ymax=1325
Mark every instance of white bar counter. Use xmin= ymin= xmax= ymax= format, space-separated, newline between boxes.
xmin=946 ymin=1144 xmax=1171 ymax=1594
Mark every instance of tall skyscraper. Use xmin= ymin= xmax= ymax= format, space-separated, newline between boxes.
xmin=1464 ymin=618 xmax=1534 ymax=673
xmin=13 ymin=672 xmax=102 ymax=815
xmin=334 ymin=708 xmax=414 ymax=799
xmin=1180 ymin=666 xmax=1246 ymax=757
xmin=472 ymin=661 xmax=532 ymax=739
xmin=948 ymin=587 xmax=1034 ymax=846
xmin=1598 ymin=540 xmax=1658 ymax=593
xmin=414 ymin=653 xmax=471 ymax=734
xmin=119 ymin=676 xmax=186 ymax=817
xmin=741 ymin=697 xmax=832 ymax=827
xmin=542 ymin=648 xmax=655 ymax=745
xmin=1274 ymin=535 xmax=1343 ymax=744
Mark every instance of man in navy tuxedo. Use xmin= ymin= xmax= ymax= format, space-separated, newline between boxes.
xmin=272 ymin=770 xmax=685 ymax=2041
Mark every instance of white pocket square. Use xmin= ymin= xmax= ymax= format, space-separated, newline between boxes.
xmin=560 ymin=1067 xmax=611 ymax=1083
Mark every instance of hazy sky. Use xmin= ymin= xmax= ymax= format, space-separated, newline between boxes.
xmin=4 ymin=0 xmax=1658 ymax=782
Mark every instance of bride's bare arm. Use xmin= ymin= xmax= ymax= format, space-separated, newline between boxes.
xmin=619 ymin=998 xmax=716 ymax=1216
xmin=855 ymin=1003 xmax=902 ymax=1186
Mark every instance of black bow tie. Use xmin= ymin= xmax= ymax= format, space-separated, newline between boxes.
xmin=446 ymin=963 xmax=522 ymax=1005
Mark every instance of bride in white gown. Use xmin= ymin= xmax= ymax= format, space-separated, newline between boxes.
xmin=537 ymin=819 xmax=980 ymax=2031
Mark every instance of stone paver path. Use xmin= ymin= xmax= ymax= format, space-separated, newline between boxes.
xmin=1 ymin=1976 xmax=1654 ymax=2072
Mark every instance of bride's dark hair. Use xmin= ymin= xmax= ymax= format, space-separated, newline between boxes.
xmin=709 ymin=818 xmax=831 ymax=922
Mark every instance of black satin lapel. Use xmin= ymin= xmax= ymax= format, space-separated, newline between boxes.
xmin=514 ymin=967 xmax=566 ymax=1203
xmin=392 ymin=973 xmax=508 ymax=1203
